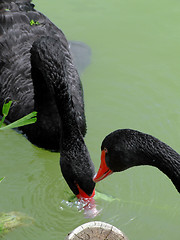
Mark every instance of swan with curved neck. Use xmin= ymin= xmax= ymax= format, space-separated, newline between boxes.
xmin=94 ymin=129 xmax=180 ymax=193
xmin=30 ymin=36 xmax=95 ymax=198
xmin=0 ymin=1 xmax=95 ymax=198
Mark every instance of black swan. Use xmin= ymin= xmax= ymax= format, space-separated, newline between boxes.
xmin=0 ymin=1 xmax=95 ymax=198
xmin=31 ymin=36 xmax=95 ymax=198
xmin=94 ymin=129 xmax=180 ymax=193
xmin=0 ymin=0 xmax=86 ymax=151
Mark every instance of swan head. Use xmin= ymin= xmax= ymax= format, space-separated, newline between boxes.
xmin=94 ymin=129 xmax=149 ymax=182
xmin=60 ymin=142 xmax=96 ymax=199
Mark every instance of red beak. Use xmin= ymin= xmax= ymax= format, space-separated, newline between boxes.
xmin=93 ymin=149 xmax=113 ymax=183
xmin=76 ymin=184 xmax=95 ymax=200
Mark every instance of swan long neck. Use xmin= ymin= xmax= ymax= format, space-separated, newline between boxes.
xmin=30 ymin=36 xmax=82 ymax=147
xmin=138 ymin=135 xmax=180 ymax=192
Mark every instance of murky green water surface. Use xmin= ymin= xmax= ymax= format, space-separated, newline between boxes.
xmin=1 ymin=0 xmax=180 ymax=239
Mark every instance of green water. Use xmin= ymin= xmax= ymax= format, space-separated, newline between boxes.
xmin=1 ymin=0 xmax=180 ymax=239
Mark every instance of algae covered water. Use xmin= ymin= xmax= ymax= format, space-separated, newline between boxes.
xmin=0 ymin=0 xmax=180 ymax=239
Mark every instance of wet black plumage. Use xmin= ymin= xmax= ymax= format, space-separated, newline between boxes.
xmin=0 ymin=0 xmax=86 ymax=151
xmin=0 ymin=0 xmax=95 ymax=196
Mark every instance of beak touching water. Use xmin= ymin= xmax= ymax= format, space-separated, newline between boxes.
xmin=76 ymin=184 xmax=95 ymax=200
xmin=93 ymin=149 xmax=113 ymax=183
xmin=76 ymin=184 xmax=99 ymax=219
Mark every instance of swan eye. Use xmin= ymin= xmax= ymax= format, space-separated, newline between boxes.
xmin=104 ymin=148 xmax=108 ymax=153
